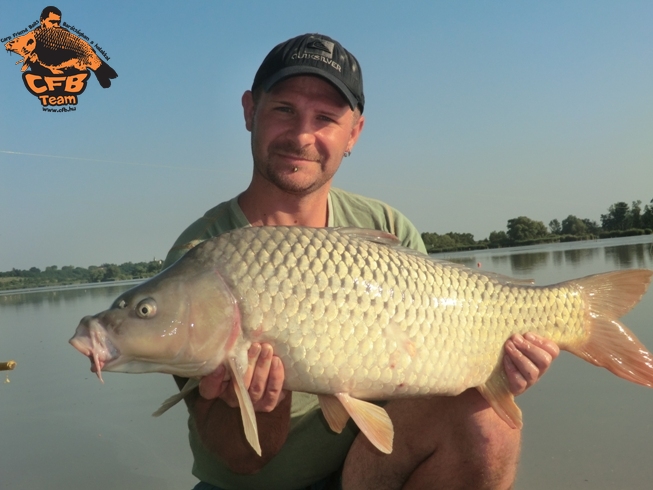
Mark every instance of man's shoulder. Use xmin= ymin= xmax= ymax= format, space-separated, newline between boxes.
xmin=330 ymin=188 xmax=426 ymax=253
xmin=177 ymin=198 xmax=242 ymax=240
xmin=163 ymin=197 xmax=248 ymax=267
xmin=330 ymin=187 xmax=391 ymax=211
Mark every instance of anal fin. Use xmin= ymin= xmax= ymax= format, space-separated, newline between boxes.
xmin=476 ymin=366 xmax=522 ymax=429
xmin=335 ymin=393 xmax=394 ymax=454
xmin=318 ymin=394 xmax=350 ymax=433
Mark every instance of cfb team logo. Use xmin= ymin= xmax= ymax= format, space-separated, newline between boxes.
xmin=3 ymin=6 xmax=118 ymax=111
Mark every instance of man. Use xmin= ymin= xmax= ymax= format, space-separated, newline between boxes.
xmin=163 ymin=33 xmax=559 ymax=490
xmin=39 ymin=6 xmax=62 ymax=28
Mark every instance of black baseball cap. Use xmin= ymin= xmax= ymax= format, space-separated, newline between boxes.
xmin=252 ymin=33 xmax=365 ymax=113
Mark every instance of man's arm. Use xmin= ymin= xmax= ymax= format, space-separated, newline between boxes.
xmin=182 ymin=343 xmax=291 ymax=474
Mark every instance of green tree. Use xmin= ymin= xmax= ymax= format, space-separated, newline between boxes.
xmin=581 ymin=218 xmax=601 ymax=234
xmin=642 ymin=199 xmax=653 ymax=229
xmin=630 ymin=200 xmax=642 ymax=229
xmin=147 ymin=260 xmax=163 ymax=274
xmin=447 ymin=232 xmax=476 ymax=247
xmin=549 ymin=219 xmax=561 ymax=235
xmin=101 ymin=264 xmax=122 ymax=282
xmin=488 ymin=230 xmax=508 ymax=245
xmin=506 ymin=216 xmax=548 ymax=242
xmin=89 ymin=267 xmax=105 ymax=282
xmin=601 ymin=202 xmax=630 ymax=231
xmin=561 ymin=215 xmax=588 ymax=235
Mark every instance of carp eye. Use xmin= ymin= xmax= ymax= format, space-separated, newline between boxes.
xmin=136 ymin=299 xmax=157 ymax=319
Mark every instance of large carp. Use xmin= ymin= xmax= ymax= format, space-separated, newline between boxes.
xmin=70 ymin=227 xmax=653 ymax=455
xmin=5 ymin=27 xmax=117 ymax=87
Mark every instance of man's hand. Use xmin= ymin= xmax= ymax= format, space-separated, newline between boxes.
xmin=503 ymin=333 xmax=560 ymax=395
xmin=198 ymin=342 xmax=287 ymax=412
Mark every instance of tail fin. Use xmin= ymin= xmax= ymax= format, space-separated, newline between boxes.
xmin=94 ymin=61 xmax=118 ymax=88
xmin=566 ymin=269 xmax=653 ymax=387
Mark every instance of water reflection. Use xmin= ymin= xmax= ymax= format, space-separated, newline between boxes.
xmin=552 ymin=251 xmax=563 ymax=267
xmin=563 ymin=247 xmax=599 ymax=266
xmin=490 ymin=255 xmax=509 ymax=267
xmin=510 ymin=252 xmax=549 ymax=273
xmin=439 ymin=235 xmax=653 ymax=276
xmin=605 ymin=243 xmax=653 ymax=269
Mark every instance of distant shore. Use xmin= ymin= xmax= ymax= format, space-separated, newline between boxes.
xmin=0 ymin=260 xmax=162 ymax=293
xmin=0 ymin=278 xmax=145 ymax=296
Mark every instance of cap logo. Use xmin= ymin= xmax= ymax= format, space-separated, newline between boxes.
xmin=291 ymin=38 xmax=341 ymax=72
xmin=305 ymin=39 xmax=334 ymax=58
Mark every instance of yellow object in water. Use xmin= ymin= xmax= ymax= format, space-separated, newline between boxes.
xmin=0 ymin=361 xmax=16 ymax=371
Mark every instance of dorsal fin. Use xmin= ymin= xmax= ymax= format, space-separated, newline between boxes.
xmin=335 ymin=227 xmax=402 ymax=246
xmin=335 ymin=227 xmax=533 ymax=286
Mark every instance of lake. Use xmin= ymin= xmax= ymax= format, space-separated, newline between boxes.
xmin=1 ymin=235 xmax=652 ymax=489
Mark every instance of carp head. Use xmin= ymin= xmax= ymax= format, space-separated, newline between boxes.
xmin=5 ymin=31 xmax=37 ymax=71
xmin=70 ymin=259 xmax=241 ymax=381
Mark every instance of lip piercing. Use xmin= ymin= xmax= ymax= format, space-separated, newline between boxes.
xmin=293 ymin=167 xmax=299 ymax=172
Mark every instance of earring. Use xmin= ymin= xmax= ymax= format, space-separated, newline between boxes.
xmin=344 ymin=151 xmax=351 ymax=158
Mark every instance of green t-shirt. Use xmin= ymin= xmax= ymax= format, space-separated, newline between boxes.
xmin=163 ymin=188 xmax=426 ymax=490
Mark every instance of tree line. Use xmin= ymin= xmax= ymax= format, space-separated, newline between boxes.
xmin=0 ymin=260 xmax=163 ymax=291
xmin=422 ymin=199 xmax=653 ymax=253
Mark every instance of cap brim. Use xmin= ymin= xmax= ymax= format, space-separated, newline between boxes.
xmin=261 ymin=66 xmax=360 ymax=112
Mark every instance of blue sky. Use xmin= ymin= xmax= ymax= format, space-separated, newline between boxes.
xmin=1 ymin=1 xmax=652 ymax=271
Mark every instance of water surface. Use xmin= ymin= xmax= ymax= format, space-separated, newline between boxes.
xmin=0 ymin=283 xmax=196 ymax=489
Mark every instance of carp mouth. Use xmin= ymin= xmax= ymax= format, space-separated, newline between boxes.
xmin=69 ymin=316 xmax=120 ymax=383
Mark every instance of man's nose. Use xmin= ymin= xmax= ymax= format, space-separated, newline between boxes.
xmin=288 ymin=114 xmax=317 ymax=147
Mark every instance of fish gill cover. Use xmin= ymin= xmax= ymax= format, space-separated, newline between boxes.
xmin=3 ymin=6 xmax=118 ymax=111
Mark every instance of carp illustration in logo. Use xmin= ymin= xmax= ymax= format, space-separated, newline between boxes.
xmin=4 ymin=6 xmax=118 ymax=109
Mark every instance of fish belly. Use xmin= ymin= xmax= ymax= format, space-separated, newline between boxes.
xmin=208 ymin=227 xmax=587 ymax=399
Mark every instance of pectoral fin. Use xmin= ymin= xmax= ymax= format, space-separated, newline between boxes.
xmin=228 ymin=356 xmax=262 ymax=456
xmin=335 ymin=393 xmax=394 ymax=454
xmin=318 ymin=394 xmax=350 ymax=433
xmin=152 ymin=378 xmax=200 ymax=417
xmin=476 ymin=365 xmax=522 ymax=429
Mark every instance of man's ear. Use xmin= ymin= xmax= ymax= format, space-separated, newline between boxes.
xmin=242 ymin=90 xmax=255 ymax=132
xmin=347 ymin=114 xmax=365 ymax=152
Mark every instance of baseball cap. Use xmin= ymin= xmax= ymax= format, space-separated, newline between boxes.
xmin=252 ymin=33 xmax=365 ymax=113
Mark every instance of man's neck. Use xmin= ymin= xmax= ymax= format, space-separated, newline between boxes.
xmin=238 ymin=182 xmax=331 ymax=227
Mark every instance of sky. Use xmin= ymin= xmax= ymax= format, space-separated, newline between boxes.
xmin=1 ymin=1 xmax=652 ymax=271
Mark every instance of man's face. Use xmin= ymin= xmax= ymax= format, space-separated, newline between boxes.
xmin=243 ymin=75 xmax=364 ymax=196
xmin=41 ymin=13 xmax=61 ymax=28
